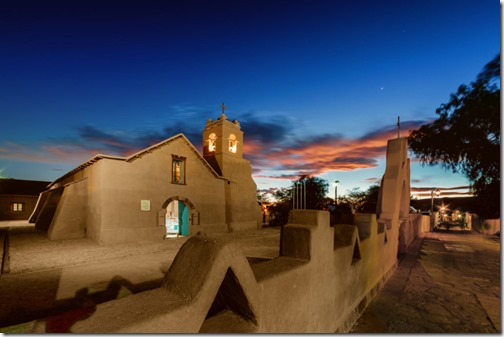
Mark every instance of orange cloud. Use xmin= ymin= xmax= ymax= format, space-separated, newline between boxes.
xmin=249 ymin=120 xmax=427 ymax=179
xmin=0 ymin=118 xmax=428 ymax=184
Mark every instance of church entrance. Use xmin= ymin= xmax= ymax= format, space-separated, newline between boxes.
xmin=161 ymin=197 xmax=198 ymax=238
xmin=165 ymin=200 xmax=188 ymax=238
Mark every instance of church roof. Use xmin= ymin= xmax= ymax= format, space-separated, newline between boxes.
xmin=48 ymin=133 xmax=225 ymax=188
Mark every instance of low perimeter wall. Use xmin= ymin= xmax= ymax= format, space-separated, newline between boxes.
xmin=72 ymin=210 xmax=400 ymax=333
xmin=398 ymin=213 xmax=430 ymax=255
xmin=477 ymin=218 xmax=501 ymax=235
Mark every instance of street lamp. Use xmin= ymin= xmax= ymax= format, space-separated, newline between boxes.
xmin=430 ymin=188 xmax=440 ymax=213
xmin=429 ymin=188 xmax=440 ymax=231
xmin=334 ymin=180 xmax=340 ymax=205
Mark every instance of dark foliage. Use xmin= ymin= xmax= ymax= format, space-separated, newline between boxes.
xmin=409 ymin=54 xmax=500 ymax=218
xmin=267 ymin=188 xmax=292 ymax=226
xmin=267 ymin=175 xmax=329 ymax=226
xmin=329 ymin=198 xmax=354 ymax=224
xmin=343 ymin=184 xmax=380 ymax=214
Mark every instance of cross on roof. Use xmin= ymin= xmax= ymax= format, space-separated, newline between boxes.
xmin=220 ymin=102 xmax=226 ymax=114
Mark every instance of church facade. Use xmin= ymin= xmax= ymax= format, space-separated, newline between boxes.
xmin=30 ymin=112 xmax=262 ymax=245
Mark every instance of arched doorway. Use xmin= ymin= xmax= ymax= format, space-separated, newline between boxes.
xmin=161 ymin=197 xmax=198 ymax=238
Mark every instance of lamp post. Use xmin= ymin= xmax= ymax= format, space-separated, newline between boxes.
xmin=430 ymin=188 xmax=440 ymax=213
xmin=334 ymin=180 xmax=340 ymax=205
xmin=429 ymin=188 xmax=440 ymax=231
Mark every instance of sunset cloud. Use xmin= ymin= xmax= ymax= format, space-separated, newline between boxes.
xmin=249 ymin=119 xmax=428 ymax=179
xmin=0 ymin=111 xmax=429 ymax=183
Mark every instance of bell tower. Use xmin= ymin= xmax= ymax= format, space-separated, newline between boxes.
xmin=202 ymin=103 xmax=244 ymax=175
xmin=202 ymin=103 xmax=261 ymax=232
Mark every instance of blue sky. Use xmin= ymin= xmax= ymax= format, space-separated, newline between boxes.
xmin=0 ymin=0 xmax=500 ymax=199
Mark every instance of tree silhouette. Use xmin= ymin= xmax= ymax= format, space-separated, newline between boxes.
xmin=294 ymin=176 xmax=329 ymax=210
xmin=343 ymin=184 xmax=380 ymax=214
xmin=409 ymin=54 xmax=500 ymax=218
xmin=267 ymin=175 xmax=329 ymax=226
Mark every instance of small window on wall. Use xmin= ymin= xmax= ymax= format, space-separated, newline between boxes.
xmin=172 ymin=155 xmax=186 ymax=184
xmin=228 ymin=134 xmax=238 ymax=153
xmin=11 ymin=203 xmax=24 ymax=212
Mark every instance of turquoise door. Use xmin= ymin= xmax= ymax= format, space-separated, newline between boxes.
xmin=178 ymin=202 xmax=189 ymax=236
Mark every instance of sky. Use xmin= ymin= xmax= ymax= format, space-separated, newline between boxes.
xmin=0 ymin=0 xmax=500 ymax=200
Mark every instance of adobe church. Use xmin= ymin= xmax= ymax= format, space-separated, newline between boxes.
xmin=29 ymin=108 xmax=262 ymax=245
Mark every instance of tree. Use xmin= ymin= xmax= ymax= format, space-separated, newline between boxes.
xmin=267 ymin=187 xmax=292 ymax=226
xmin=409 ymin=54 xmax=500 ymax=218
xmin=344 ymin=184 xmax=380 ymax=214
xmin=328 ymin=197 xmax=354 ymax=225
xmin=294 ymin=176 xmax=329 ymax=210
xmin=266 ymin=175 xmax=329 ymax=226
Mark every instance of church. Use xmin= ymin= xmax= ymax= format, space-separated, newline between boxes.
xmin=29 ymin=109 xmax=262 ymax=245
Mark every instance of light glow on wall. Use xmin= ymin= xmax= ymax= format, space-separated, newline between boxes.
xmin=228 ymin=134 xmax=237 ymax=153
xmin=208 ymin=133 xmax=216 ymax=152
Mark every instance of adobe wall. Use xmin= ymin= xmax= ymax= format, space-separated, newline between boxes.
xmin=47 ymin=178 xmax=88 ymax=240
xmin=398 ymin=213 xmax=430 ymax=254
xmin=97 ymin=137 xmax=228 ymax=245
xmin=480 ymin=218 xmax=501 ymax=235
xmin=220 ymin=156 xmax=262 ymax=232
xmin=33 ymin=188 xmax=64 ymax=231
xmin=0 ymin=195 xmax=39 ymax=221
xmin=32 ymin=136 xmax=241 ymax=245
xmin=70 ymin=137 xmax=415 ymax=332
xmin=72 ymin=209 xmax=400 ymax=333
xmin=33 ymin=161 xmax=104 ymax=242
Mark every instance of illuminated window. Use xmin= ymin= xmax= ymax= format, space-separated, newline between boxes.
xmin=172 ymin=156 xmax=186 ymax=184
xmin=208 ymin=133 xmax=217 ymax=152
xmin=228 ymin=134 xmax=238 ymax=153
xmin=11 ymin=203 xmax=24 ymax=212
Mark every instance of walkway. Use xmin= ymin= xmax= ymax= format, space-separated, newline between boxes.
xmin=350 ymin=231 xmax=501 ymax=333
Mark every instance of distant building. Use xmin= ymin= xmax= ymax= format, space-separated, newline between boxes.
xmin=30 ymin=112 xmax=262 ymax=245
xmin=0 ymin=179 xmax=50 ymax=221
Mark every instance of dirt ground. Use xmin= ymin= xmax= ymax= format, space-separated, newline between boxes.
xmin=0 ymin=223 xmax=281 ymax=332
xmin=7 ymin=225 xmax=187 ymax=275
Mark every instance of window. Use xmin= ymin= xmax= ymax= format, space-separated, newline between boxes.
xmin=208 ymin=133 xmax=217 ymax=152
xmin=11 ymin=203 xmax=24 ymax=212
xmin=228 ymin=134 xmax=238 ymax=153
xmin=172 ymin=156 xmax=186 ymax=184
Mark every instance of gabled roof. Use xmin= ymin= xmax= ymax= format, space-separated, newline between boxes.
xmin=0 ymin=178 xmax=51 ymax=196
xmin=49 ymin=133 xmax=224 ymax=188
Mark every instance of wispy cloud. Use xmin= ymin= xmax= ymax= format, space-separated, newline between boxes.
xmin=250 ymin=119 xmax=428 ymax=179
xmin=0 ymin=108 xmax=429 ymax=182
xmin=411 ymin=185 xmax=473 ymax=199
xmin=0 ymin=141 xmax=98 ymax=165
xmin=411 ymin=186 xmax=471 ymax=192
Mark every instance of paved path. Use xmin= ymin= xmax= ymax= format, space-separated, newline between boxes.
xmin=350 ymin=231 xmax=501 ymax=333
